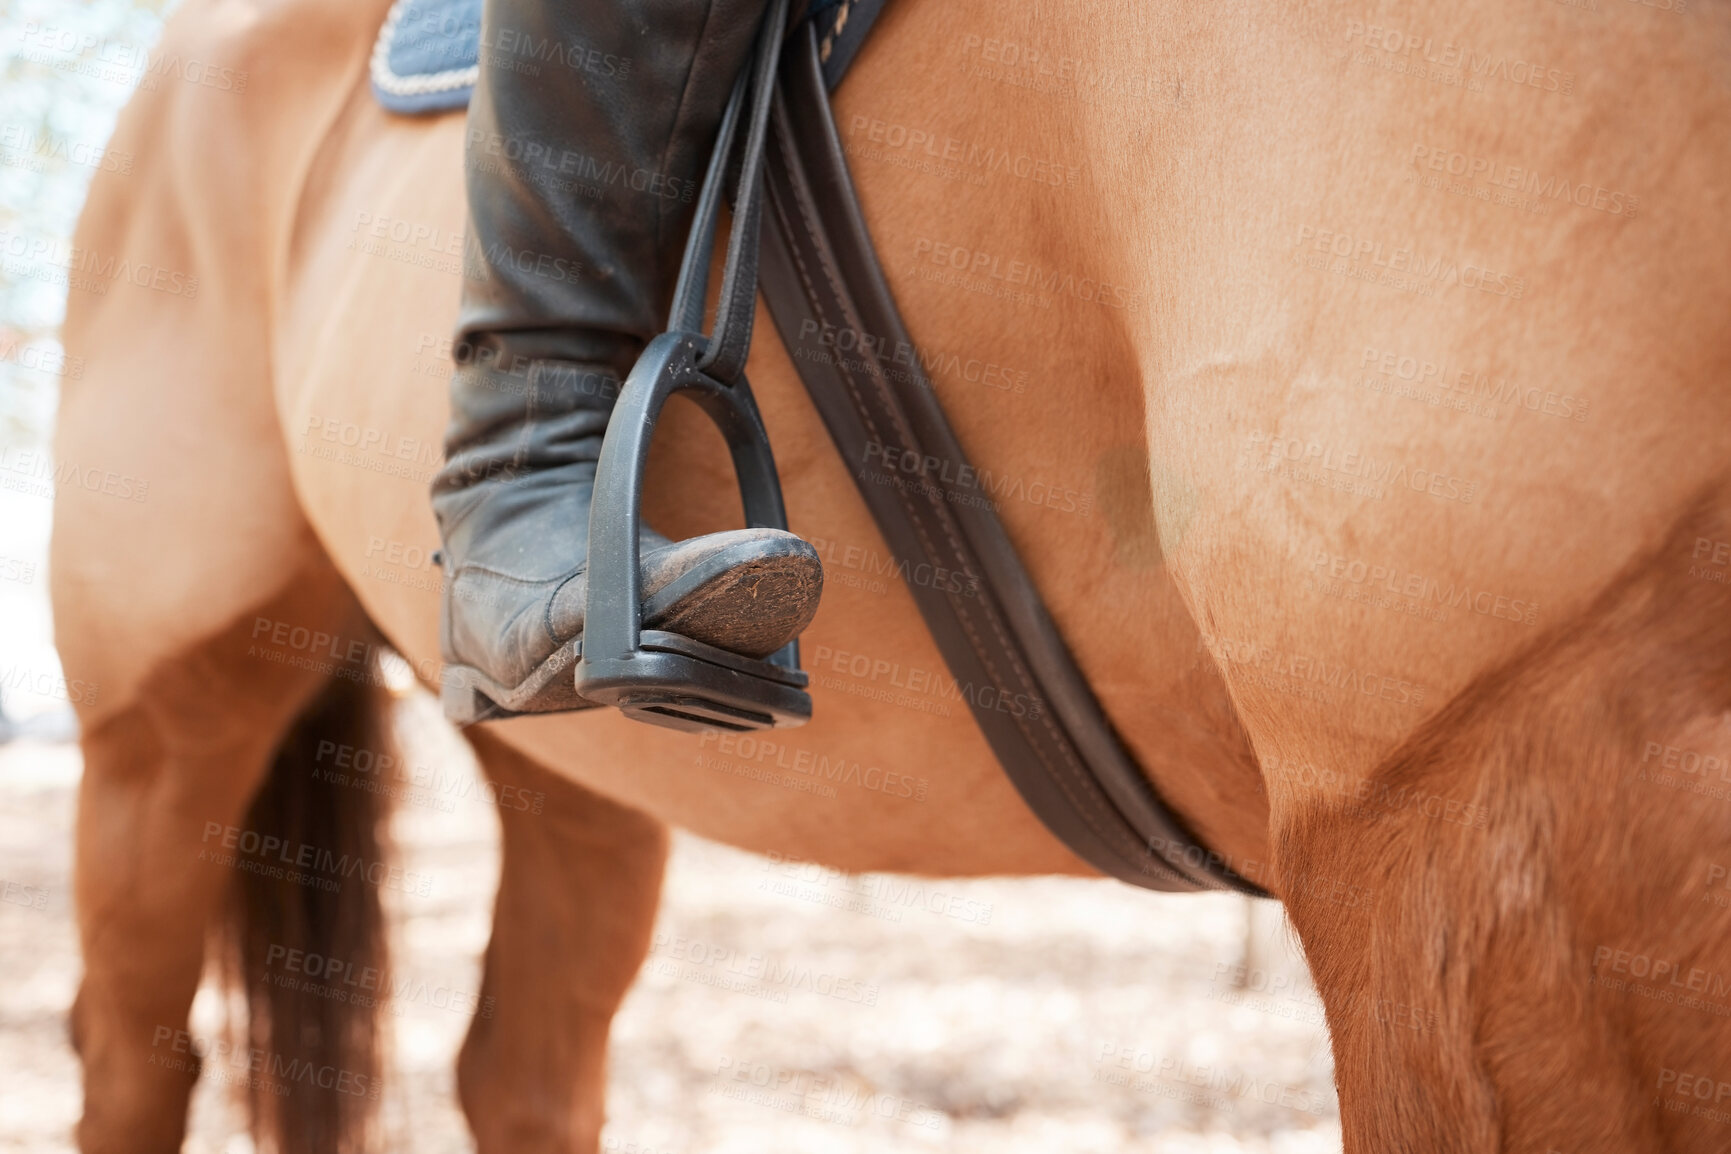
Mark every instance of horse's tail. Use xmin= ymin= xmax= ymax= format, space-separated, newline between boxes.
xmin=221 ymin=671 xmax=396 ymax=1154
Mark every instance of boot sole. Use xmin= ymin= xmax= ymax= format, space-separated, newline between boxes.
xmin=441 ymin=544 xmax=822 ymax=725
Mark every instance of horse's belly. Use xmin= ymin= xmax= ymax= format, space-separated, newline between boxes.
xmin=274 ymin=100 xmax=1094 ymax=877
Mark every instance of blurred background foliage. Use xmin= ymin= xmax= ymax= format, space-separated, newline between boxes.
xmin=0 ymin=0 xmax=173 ymax=448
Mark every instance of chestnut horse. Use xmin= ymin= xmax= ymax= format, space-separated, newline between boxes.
xmin=52 ymin=0 xmax=1731 ymax=1148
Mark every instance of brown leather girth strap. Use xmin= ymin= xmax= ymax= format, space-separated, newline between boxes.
xmin=757 ymin=23 xmax=1267 ymax=896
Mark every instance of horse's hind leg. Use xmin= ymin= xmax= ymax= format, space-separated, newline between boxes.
xmin=1280 ymin=485 xmax=1731 ymax=1153
xmin=457 ymin=730 xmax=669 ymax=1154
xmin=66 ymin=568 xmax=370 ymax=1154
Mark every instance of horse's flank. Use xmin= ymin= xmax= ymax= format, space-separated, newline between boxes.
xmin=60 ymin=0 xmax=1286 ymax=877
xmin=52 ymin=0 xmax=1731 ymax=1146
xmin=285 ymin=0 xmax=1731 ymax=872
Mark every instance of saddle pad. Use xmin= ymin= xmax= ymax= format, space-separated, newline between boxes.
xmin=369 ymin=0 xmax=882 ymax=115
xmin=370 ymin=0 xmax=482 ymax=116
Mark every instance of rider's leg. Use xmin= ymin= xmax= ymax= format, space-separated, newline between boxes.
xmin=434 ymin=0 xmax=819 ymax=722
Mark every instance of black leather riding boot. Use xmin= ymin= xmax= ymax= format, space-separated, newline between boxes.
xmin=433 ymin=0 xmax=819 ymax=723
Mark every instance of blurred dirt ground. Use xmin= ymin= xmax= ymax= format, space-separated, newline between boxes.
xmin=0 ymin=691 xmax=1341 ymax=1154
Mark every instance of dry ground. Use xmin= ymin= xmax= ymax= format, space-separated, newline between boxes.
xmin=0 ymin=690 xmax=1340 ymax=1153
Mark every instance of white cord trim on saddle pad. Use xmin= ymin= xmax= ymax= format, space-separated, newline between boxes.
xmin=818 ymin=0 xmax=851 ymax=63
xmin=370 ymin=0 xmax=479 ymax=98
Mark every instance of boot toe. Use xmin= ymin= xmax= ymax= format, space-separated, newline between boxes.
xmin=548 ymin=528 xmax=823 ymax=659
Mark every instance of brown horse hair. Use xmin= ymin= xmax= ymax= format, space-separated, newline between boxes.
xmin=221 ymin=669 xmax=396 ymax=1154
xmin=1280 ymin=477 xmax=1731 ymax=1150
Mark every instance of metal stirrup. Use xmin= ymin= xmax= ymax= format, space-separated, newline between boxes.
xmin=572 ymin=0 xmax=811 ymax=734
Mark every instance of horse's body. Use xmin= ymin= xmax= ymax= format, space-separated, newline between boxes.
xmin=52 ymin=0 xmax=1731 ymax=1148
